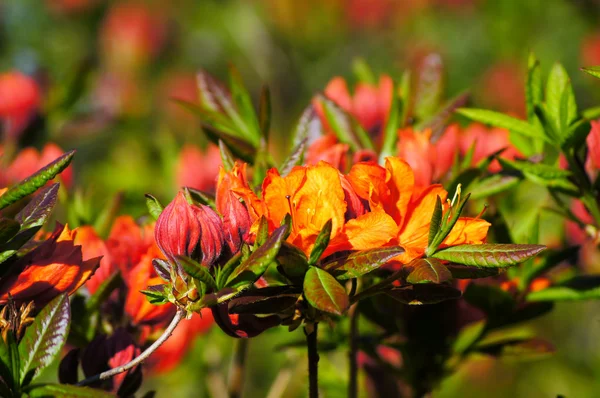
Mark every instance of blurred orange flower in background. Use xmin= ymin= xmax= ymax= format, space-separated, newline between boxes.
xmin=0 ymin=72 xmax=41 ymax=139
xmin=458 ymin=123 xmax=522 ymax=172
xmin=176 ymin=144 xmax=222 ymax=193
xmin=0 ymin=224 xmax=101 ymax=306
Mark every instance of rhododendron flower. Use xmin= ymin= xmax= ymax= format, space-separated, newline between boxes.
xmin=316 ymin=75 xmax=393 ymax=145
xmin=125 ymin=244 xmax=175 ymax=326
xmin=0 ymin=143 xmax=74 ymax=189
xmin=397 ymin=126 xmax=458 ymax=186
xmin=219 ymin=161 xmax=397 ymax=258
xmin=347 ymin=157 xmax=490 ymax=265
xmin=0 ymin=72 xmax=40 ymax=139
xmin=104 ymin=215 xmax=155 ymax=280
xmin=100 ymin=2 xmax=167 ymax=73
xmin=74 ymin=226 xmax=112 ymax=295
xmin=458 ymin=123 xmax=521 ymax=172
xmin=305 ymin=135 xmax=349 ymax=171
xmin=155 ymin=191 xmax=225 ymax=266
xmin=0 ymin=224 xmax=100 ymax=306
xmin=176 ymin=144 xmax=222 ymax=193
xmin=216 ymin=171 xmax=251 ymax=254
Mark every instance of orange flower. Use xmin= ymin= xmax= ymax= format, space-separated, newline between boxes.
xmin=347 ymin=157 xmax=490 ymax=265
xmin=75 ymin=226 xmax=113 ymax=295
xmin=397 ymin=126 xmax=458 ymax=186
xmin=0 ymin=72 xmax=40 ymax=139
xmin=124 ymin=244 xmax=174 ymax=326
xmin=219 ymin=161 xmax=397 ymax=258
xmin=458 ymin=123 xmax=521 ymax=172
xmin=0 ymin=224 xmax=100 ymax=305
xmin=105 ymin=215 xmax=154 ymax=280
xmin=305 ymin=135 xmax=349 ymax=171
xmin=0 ymin=143 xmax=74 ymax=189
xmin=175 ymin=144 xmax=222 ymax=193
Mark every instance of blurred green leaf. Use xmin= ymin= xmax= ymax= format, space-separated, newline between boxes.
xmin=457 ymin=108 xmax=546 ymax=141
xmin=414 ymin=53 xmax=444 ymax=122
xmin=526 ymin=276 xmax=600 ymax=301
xmin=406 ymin=258 xmax=452 ymax=284
xmin=144 ymin=194 xmax=163 ymax=221
xmin=27 ymin=383 xmax=113 ymax=397
xmin=324 ymin=246 xmax=404 ymax=280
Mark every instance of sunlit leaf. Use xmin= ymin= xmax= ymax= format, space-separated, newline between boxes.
xmin=432 ymin=244 xmax=545 ymax=267
xmin=304 ymin=267 xmax=349 ymax=315
xmin=308 ymin=220 xmax=332 ymax=265
xmin=582 ymin=65 xmax=600 ymax=79
xmin=526 ymin=53 xmax=543 ymax=123
xmin=427 ymin=196 xmax=443 ymax=247
xmin=27 ymin=383 xmax=114 ymax=397
xmin=177 ymin=255 xmax=217 ymax=291
xmin=19 ymin=294 xmax=70 ymax=384
xmin=0 ymin=151 xmax=74 ymax=210
xmin=526 ymin=275 xmax=600 ymax=302
xmin=324 ymin=246 xmax=404 ymax=280
xmin=144 ymin=194 xmax=163 ymax=221
xmin=457 ymin=108 xmax=546 ymax=141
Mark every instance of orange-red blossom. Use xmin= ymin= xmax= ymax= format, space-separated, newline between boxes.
xmin=218 ymin=157 xmax=489 ymax=265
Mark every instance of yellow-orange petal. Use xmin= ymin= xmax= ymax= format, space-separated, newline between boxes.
xmin=442 ymin=217 xmax=491 ymax=246
xmin=384 ymin=157 xmax=415 ymax=221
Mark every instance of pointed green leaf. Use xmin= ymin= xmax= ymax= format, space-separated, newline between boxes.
xmin=86 ymin=271 xmax=123 ymax=312
xmin=308 ymin=220 xmax=332 ymax=265
xmin=457 ymin=108 xmax=546 ymax=141
xmin=0 ymin=151 xmax=74 ymax=210
xmin=546 ymin=63 xmax=577 ymax=133
xmin=226 ymin=223 xmax=290 ymax=288
xmin=432 ymin=244 xmax=545 ymax=267
xmin=145 ymin=194 xmax=163 ymax=221
xmin=277 ymin=242 xmax=309 ymax=282
xmin=19 ymin=294 xmax=70 ymax=384
xmin=468 ymin=174 xmax=520 ymax=200
xmin=526 ymin=53 xmax=543 ymax=123
xmin=27 ymin=383 xmax=114 ymax=397
xmin=304 ymin=267 xmax=349 ymax=315
xmin=255 ymin=216 xmax=269 ymax=247
xmin=405 ymin=258 xmax=451 ymax=284
xmin=216 ymin=251 xmax=242 ymax=289
xmin=280 ymin=138 xmax=307 ymax=177
xmin=140 ymin=285 xmax=169 ymax=305
xmin=526 ymin=275 xmax=600 ymax=302
xmin=319 ymin=95 xmax=373 ymax=150
xmin=427 ymin=192 xmax=471 ymax=256
xmin=291 ymin=105 xmax=322 ymax=149
xmin=177 ymin=255 xmax=217 ymax=291
xmin=379 ymin=82 xmax=399 ymax=162
xmin=202 ymin=124 xmax=256 ymax=163
xmin=498 ymin=158 xmax=578 ymax=194
xmin=218 ymin=139 xmax=236 ymax=171
xmin=416 ymin=91 xmax=470 ymax=141
xmin=0 ymin=336 xmax=15 ymax=395
xmin=324 ymin=246 xmax=404 ymax=280
xmin=582 ymin=66 xmax=600 ymax=79
xmin=197 ymin=69 xmax=235 ymax=114
xmin=427 ymin=196 xmax=443 ymax=247
xmin=229 ymin=65 xmax=260 ymax=144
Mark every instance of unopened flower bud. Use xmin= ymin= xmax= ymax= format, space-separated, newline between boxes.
xmin=155 ymin=192 xmax=224 ymax=267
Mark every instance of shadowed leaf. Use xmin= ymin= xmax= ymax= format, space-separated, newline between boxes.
xmin=432 ymin=244 xmax=545 ymax=267
xmin=304 ymin=267 xmax=349 ymax=315
xmin=145 ymin=194 xmax=163 ymax=221
xmin=445 ymin=264 xmax=500 ymax=279
xmin=463 ymin=283 xmax=515 ymax=315
xmin=385 ymin=284 xmax=461 ymax=305
xmin=226 ymin=223 xmax=290 ymax=288
xmin=526 ymin=275 xmax=600 ymax=302
xmin=178 ymin=255 xmax=217 ymax=291
xmin=280 ymin=138 xmax=307 ymax=177
xmin=19 ymin=294 xmax=70 ymax=384
xmin=0 ymin=219 xmax=20 ymax=245
xmin=324 ymin=246 xmax=404 ymax=280
xmin=27 ymin=383 xmax=113 ymax=397
xmin=229 ymin=286 xmax=301 ymax=314
xmin=427 ymin=196 xmax=443 ymax=246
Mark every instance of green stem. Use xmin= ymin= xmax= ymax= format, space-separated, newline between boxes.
xmin=305 ymin=324 xmax=320 ymax=398
xmin=348 ymin=303 xmax=360 ymax=398
xmin=228 ymin=339 xmax=249 ymax=398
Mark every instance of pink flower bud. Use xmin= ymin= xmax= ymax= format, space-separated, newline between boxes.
xmin=217 ymin=190 xmax=251 ymax=254
xmin=155 ymin=192 xmax=224 ymax=267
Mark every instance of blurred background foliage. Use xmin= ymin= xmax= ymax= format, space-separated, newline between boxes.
xmin=3 ymin=0 xmax=600 ymax=396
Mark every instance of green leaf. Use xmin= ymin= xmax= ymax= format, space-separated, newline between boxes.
xmin=27 ymin=383 xmax=114 ymax=397
xmin=413 ymin=53 xmax=444 ymax=122
xmin=226 ymin=223 xmax=290 ymax=288
xmin=432 ymin=244 xmax=545 ymax=267
xmin=468 ymin=174 xmax=520 ymax=200
xmin=405 ymin=258 xmax=451 ymax=284
xmin=324 ymin=246 xmax=404 ymax=280
xmin=457 ymin=108 xmax=546 ymax=141
xmin=228 ymin=286 xmax=301 ymax=314
xmin=452 ymin=320 xmax=486 ymax=355
xmin=319 ymin=95 xmax=373 ymax=150
xmin=144 ymin=194 xmax=163 ymax=221
xmin=197 ymin=69 xmax=235 ymax=114
xmin=0 ymin=335 xmax=16 ymax=395
xmin=427 ymin=196 xmax=443 ymax=247
xmin=308 ymin=220 xmax=332 ymax=265
xmin=140 ymin=285 xmax=169 ymax=305
xmin=426 ymin=192 xmax=471 ymax=256
xmin=277 ymin=242 xmax=309 ymax=282
xmin=477 ymin=337 xmax=554 ymax=360
xmin=582 ymin=66 xmax=600 ymax=79
xmin=202 ymin=124 xmax=256 ymax=163
xmin=0 ymin=151 xmax=75 ymax=210
xmin=304 ymin=267 xmax=349 ymax=315
xmin=526 ymin=276 xmax=600 ymax=302
xmin=92 ymin=192 xmax=123 ymax=239
xmin=526 ymin=53 xmax=543 ymax=123
xmin=498 ymin=158 xmax=578 ymax=194
xmin=178 ymin=255 xmax=217 ymax=291
xmin=280 ymin=138 xmax=307 ymax=177
xmin=229 ymin=65 xmax=261 ymax=144
xmin=218 ymin=139 xmax=236 ymax=171
xmin=291 ymin=105 xmax=322 ymax=149
xmin=255 ymin=216 xmax=269 ymax=248
xmin=545 ymin=63 xmax=577 ymax=134
xmin=215 ymin=252 xmax=242 ymax=289
xmin=19 ymin=294 xmax=70 ymax=384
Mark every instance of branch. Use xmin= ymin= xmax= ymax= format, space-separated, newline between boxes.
xmin=77 ymin=308 xmax=186 ymax=387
